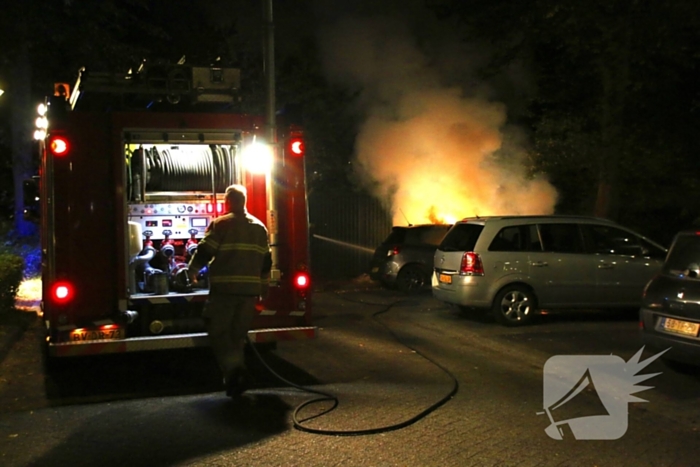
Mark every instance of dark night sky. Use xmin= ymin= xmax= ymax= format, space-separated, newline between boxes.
xmin=1 ymin=0 xmax=699 ymax=240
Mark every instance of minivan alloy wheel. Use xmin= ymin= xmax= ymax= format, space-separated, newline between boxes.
xmin=493 ymin=286 xmax=535 ymax=326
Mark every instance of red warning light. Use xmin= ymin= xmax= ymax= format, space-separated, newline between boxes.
xmin=289 ymin=137 xmax=304 ymax=157
xmin=217 ymin=203 xmax=224 ymax=213
xmin=294 ymin=272 xmax=310 ymax=289
xmin=49 ymin=136 xmax=69 ymax=156
xmin=51 ymin=281 xmax=74 ymax=304
xmin=206 ymin=204 xmax=214 ymax=213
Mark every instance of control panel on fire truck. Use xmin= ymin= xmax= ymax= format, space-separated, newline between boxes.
xmin=127 ymin=202 xmax=223 ymax=240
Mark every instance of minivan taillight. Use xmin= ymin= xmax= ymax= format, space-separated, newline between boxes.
xmin=460 ymin=252 xmax=484 ymax=276
xmin=387 ymin=246 xmax=400 ymax=257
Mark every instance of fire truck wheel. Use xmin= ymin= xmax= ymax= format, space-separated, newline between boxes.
xmin=492 ymin=285 xmax=537 ymax=326
xmin=396 ymin=265 xmax=429 ymax=294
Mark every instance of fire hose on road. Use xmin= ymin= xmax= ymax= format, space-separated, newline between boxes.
xmin=248 ymin=293 xmax=460 ymax=436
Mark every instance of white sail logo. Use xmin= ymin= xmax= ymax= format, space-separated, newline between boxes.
xmin=538 ymin=347 xmax=668 ymax=440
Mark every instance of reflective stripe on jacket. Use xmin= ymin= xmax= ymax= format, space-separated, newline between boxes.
xmin=188 ymin=212 xmax=271 ymax=295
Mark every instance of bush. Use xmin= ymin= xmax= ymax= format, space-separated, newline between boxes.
xmin=0 ymin=253 xmax=24 ymax=313
xmin=0 ymin=219 xmax=40 ymax=279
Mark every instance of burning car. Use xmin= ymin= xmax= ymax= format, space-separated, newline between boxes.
xmin=370 ymin=224 xmax=451 ymax=293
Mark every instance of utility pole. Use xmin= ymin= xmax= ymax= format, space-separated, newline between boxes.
xmin=263 ymin=0 xmax=280 ymax=283
xmin=264 ymin=0 xmax=276 ymax=143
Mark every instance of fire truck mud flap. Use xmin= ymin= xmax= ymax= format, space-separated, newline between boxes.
xmin=49 ymin=326 xmax=318 ymax=357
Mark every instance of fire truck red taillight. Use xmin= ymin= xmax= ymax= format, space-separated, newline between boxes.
xmin=289 ymin=137 xmax=304 ymax=157
xmin=51 ymin=281 xmax=75 ymax=304
xmin=49 ymin=136 xmax=70 ymax=157
xmin=294 ymin=272 xmax=310 ymax=289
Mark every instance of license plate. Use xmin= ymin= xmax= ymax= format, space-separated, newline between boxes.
xmin=69 ymin=327 xmax=126 ymax=342
xmin=439 ymin=273 xmax=452 ymax=284
xmin=661 ymin=317 xmax=700 ymax=337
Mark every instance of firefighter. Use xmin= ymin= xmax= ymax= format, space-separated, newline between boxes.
xmin=187 ymin=184 xmax=271 ymax=397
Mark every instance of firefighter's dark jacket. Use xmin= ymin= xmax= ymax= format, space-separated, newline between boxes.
xmin=188 ymin=211 xmax=271 ymax=296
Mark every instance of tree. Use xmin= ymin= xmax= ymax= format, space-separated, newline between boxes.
xmin=0 ymin=0 xmax=164 ymax=236
xmin=0 ymin=3 xmax=43 ymax=236
xmin=435 ymin=0 xmax=700 ymax=234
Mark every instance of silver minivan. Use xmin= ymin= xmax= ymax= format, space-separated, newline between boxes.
xmin=432 ymin=216 xmax=667 ymax=326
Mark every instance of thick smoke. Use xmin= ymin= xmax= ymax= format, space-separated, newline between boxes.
xmin=319 ymin=16 xmax=557 ymax=225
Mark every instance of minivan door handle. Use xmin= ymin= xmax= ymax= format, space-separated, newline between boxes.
xmin=598 ymin=263 xmax=614 ymax=269
xmin=531 ymin=261 xmax=548 ymax=267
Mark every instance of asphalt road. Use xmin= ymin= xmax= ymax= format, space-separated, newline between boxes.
xmin=1 ymin=287 xmax=699 ymax=466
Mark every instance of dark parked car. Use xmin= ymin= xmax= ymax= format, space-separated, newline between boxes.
xmin=370 ymin=224 xmax=451 ymax=293
xmin=641 ymin=230 xmax=700 ymax=366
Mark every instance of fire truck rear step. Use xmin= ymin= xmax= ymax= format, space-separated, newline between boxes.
xmin=49 ymin=326 xmax=317 ymax=357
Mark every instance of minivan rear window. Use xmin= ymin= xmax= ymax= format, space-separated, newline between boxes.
xmin=665 ymin=234 xmax=700 ymax=275
xmin=439 ymin=224 xmax=484 ymax=252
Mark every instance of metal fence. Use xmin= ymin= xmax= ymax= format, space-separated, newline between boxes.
xmin=308 ymin=190 xmax=392 ymax=281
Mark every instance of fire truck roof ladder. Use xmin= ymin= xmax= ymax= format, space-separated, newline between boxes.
xmin=70 ymin=63 xmax=241 ymax=110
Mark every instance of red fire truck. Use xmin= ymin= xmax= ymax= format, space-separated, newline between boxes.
xmin=35 ymin=63 xmax=316 ymax=361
